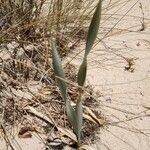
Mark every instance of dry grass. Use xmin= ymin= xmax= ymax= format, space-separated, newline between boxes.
xmin=1 ymin=0 xmax=150 ymax=149
xmin=0 ymin=1 xmax=106 ymax=149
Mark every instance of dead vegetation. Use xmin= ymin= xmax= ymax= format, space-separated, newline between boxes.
xmin=0 ymin=1 xmax=107 ymax=149
xmin=0 ymin=46 xmax=107 ymax=149
xmin=1 ymin=0 xmax=150 ymax=150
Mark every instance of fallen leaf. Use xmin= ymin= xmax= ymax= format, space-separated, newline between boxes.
xmin=143 ymin=105 xmax=150 ymax=110
xmin=25 ymin=106 xmax=77 ymax=142
xmin=79 ymin=144 xmax=96 ymax=150
xmin=58 ymin=127 xmax=77 ymax=142
xmin=18 ymin=126 xmax=37 ymax=138
xmin=25 ymin=106 xmax=54 ymax=125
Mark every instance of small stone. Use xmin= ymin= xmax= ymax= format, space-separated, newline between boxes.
xmin=47 ymin=138 xmax=63 ymax=149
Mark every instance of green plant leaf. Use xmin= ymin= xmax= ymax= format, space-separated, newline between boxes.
xmin=52 ymin=41 xmax=82 ymax=143
xmin=52 ymin=1 xmax=102 ymax=146
xmin=77 ymin=0 xmax=102 ymax=87
xmin=76 ymin=1 xmax=102 ymax=144
xmin=66 ymin=97 xmax=83 ymax=145
xmin=85 ymin=0 xmax=102 ymax=56
xmin=75 ymin=95 xmax=83 ymax=144
xmin=51 ymin=41 xmax=67 ymax=100
xmin=77 ymin=58 xmax=87 ymax=86
xmin=66 ymin=100 xmax=77 ymax=129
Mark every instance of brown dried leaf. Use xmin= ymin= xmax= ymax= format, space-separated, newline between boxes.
xmin=85 ymin=107 xmax=105 ymax=126
xmin=58 ymin=127 xmax=77 ymax=142
xmin=143 ymin=105 xmax=150 ymax=110
xmin=79 ymin=144 xmax=96 ymax=150
xmin=26 ymin=106 xmax=54 ymax=125
xmin=18 ymin=126 xmax=37 ymax=138
xmin=25 ymin=106 xmax=77 ymax=142
xmin=71 ymin=102 xmax=104 ymax=126
xmin=83 ymin=114 xmax=97 ymax=124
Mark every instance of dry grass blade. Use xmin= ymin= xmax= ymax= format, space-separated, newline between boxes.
xmin=85 ymin=107 xmax=105 ymax=126
xmin=82 ymin=114 xmax=97 ymax=124
xmin=1 ymin=124 xmax=22 ymax=150
xmin=25 ymin=106 xmax=54 ymax=125
xmin=1 ymin=124 xmax=16 ymax=150
xmin=25 ymin=106 xmax=77 ymax=142
xmin=57 ymin=127 xmax=77 ymax=142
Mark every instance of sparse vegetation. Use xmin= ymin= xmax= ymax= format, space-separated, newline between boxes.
xmin=52 ymin=0 xmax=102 ymax=145
xmin=0 ymin=0 xmax=105 ymax=149
xmin=1 ymin=0 xmax=150 ymax=150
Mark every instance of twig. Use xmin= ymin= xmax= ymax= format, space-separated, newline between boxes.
xmin=139 ymin=2 xmax=145 ymax=31
xmin=1 ymin=124 xmax=16 ymax=150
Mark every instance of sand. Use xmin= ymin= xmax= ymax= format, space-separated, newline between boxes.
xmin=1 ymin=0 xmax=150 ymax=149
xmin=67 ymin=0 xmax=150 ymax=149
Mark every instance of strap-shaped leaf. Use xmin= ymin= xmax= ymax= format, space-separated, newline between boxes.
xmin=76 ymin=1 xmax=102 ymax=144
xmin=52 ymin=1 xmax=102 ymax=146
xmin=85 ymin=0 xmax=102 ymax=57
xmin=77 ymin=58 xmax=87 ymax=86
xmin=77 ymin=0 xmax=102 ymax=87
xmin=66 ymin=100 xmax=77 ymax=127
xmin=52 ymin=41 xmax=81 ymax=143
xmin=66 ymin=97 xmax=83 ymax=145
xmin=75 ymin=95 xmax=83 ymax=144
xmin=51 ymin=41 xmax=67 ymax=100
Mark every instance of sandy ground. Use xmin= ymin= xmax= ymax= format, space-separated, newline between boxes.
xmin=1 ymin=0 xmax=150 ymax=149
xmin=66 ymin=0 xmax=150 ymax=149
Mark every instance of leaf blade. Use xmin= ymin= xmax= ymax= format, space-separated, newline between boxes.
xmin=75 ymin=95 xmax=83 ymax=144
xmin=66 ymin=100 xmax=78 ymax=137
xmin=51 ymin=41 xmax=67 ymax=100
xmin=77 ymin=58 xmax=87 ymax=86
xmin=85 ymin=0 xmax=102 ymax=56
